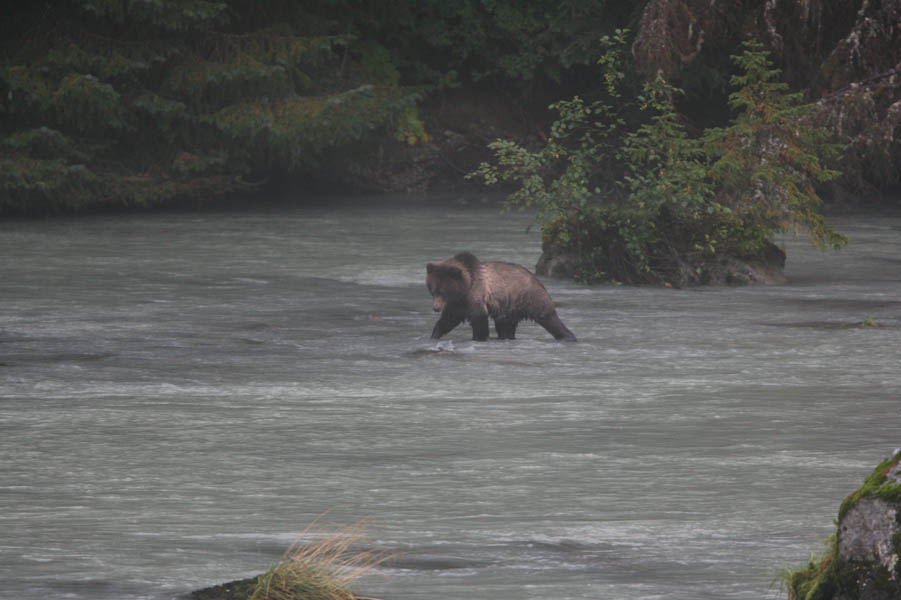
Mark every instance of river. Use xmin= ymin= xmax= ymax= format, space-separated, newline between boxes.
xmin=1 ymin=195 xmax=899 ymax=600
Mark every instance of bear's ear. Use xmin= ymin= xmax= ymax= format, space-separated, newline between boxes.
xmin=426 ymin=263 xmax=435 ymax=274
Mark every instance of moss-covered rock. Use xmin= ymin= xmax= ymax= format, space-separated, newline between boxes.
xmin=785 ymin=450 xmax=901 ymax=600
xmin=185 ymin=576 xmax=258 ymax=600
xmin=535 ymin=231 xmax=787 ymax=287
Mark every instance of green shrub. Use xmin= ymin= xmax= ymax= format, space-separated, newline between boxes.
xmin=470 ymin=35 xmax=846 ymax=284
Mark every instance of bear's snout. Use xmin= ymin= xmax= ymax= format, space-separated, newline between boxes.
xmin=432 ymin=297 xmax=445 ymax=312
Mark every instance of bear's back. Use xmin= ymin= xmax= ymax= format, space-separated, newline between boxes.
xmin=481 ymin=261 xmax=554 ymax=318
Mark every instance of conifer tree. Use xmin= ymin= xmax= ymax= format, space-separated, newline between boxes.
xmin=0 ymin=1 xmax=422 ymax=212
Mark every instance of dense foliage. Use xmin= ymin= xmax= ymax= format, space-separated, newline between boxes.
xmin=316 ymin=0 xmax=636 ymax=89
xmin=631 ymin=0 xmax=901 ymax=199
xmin=1 ymin=0 xmax=899 ymax=216
xmin=0 ymin=1 xmax=424 ymax=212
xmin=706 ymin=43 xmax=846 ymax=250
xmin=470 ymin=39 xmax=846 ymax=284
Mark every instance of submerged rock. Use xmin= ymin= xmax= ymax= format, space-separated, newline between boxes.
xmin=785 ymin=450 xmax=901 ymax=600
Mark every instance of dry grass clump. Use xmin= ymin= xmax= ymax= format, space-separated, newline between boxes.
xmin=250 ymin=524 xmax=390 ymax=600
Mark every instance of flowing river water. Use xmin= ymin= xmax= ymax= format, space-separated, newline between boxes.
xmin=1 ymin=195 xmax=900 ymax=600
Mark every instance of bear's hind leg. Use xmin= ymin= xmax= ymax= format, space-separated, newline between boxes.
xmin=495 ymin=319 xmax=517 ymax=340
xmin=536 ymin=311 xmax=577 ymax=341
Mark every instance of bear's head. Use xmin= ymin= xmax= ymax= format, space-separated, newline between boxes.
xmin=426 ymin=261 xmax=470 ymax=313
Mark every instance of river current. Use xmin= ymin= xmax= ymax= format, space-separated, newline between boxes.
xmin=1 ymin=195 xmax=900 ymax=600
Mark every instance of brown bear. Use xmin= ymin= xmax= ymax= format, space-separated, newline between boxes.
xmin=425 ymin=251 xmax=576 ymax=341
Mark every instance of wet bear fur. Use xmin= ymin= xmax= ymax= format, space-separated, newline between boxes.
xmin=426 ymin=251 xmax=576 ymax=341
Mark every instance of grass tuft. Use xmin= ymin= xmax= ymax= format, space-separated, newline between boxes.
xmin=779 ymin=536 xmax=837 ymax=600
xmin=250 ymin=523 xmax=391 ymax=600
xmin=858 ymin=314 xmax=881 ymax=328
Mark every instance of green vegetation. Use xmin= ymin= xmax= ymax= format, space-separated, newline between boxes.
xmin=470 ymin=38 xmax=845 ymax=284
xmin=0 ymin=1 xmax=424 ymax=213
xmin=782 ymin=452 xmax=901 ymax=600
xmin=836 ymin=454 xmax=901 ymax=521
xmin=858 ymin=315 xmax=881 ymax=328
xmin=2 ymin=1 xmax=900 ymax=218
xmin=781 ymin=535 xmax=838 ymax=600
xmin=304 ymin=0 xmax=632 ymax=90
xmin=707 ymin=42 xmax=846 ymax=252
xmin=785 ymin=536 xmax=901 ymax=600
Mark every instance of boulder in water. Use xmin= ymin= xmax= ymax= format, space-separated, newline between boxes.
xmin=785 ymin=450 xmax=901 ymax=600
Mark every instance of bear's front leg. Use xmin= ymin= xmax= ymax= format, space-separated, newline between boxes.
xmin=431 ymin=311 xmax=464 ymax=339
xmin=470 ymin=315 xmax=490 ymax=341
